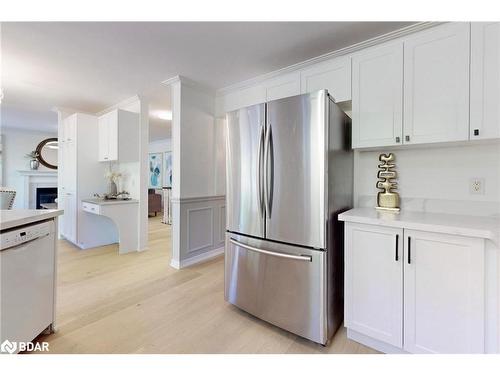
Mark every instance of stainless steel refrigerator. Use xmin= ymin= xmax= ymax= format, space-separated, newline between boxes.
xmin=224 ymin=89 xmax=353 ymax=345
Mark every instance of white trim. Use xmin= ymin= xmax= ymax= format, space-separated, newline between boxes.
xmin=95 ymin=95 xmax=141 ymax=116
xmin=161 ymin=75 xmax=215 ymax=95
xmin=170 ymin=246 xmax=224 ymax=269
xmin=347 ymin=329 xmax=407 ymax=354
xmin=216 ymin=22 xmax=443 ymax=97
xmin=186 ymin=206 xmax=214 ymax=253
xmin=171 ymin=195 xmax=225 ymax=204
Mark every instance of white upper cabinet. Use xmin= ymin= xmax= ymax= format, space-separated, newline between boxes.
xmin=300 ymin=56 xmax=351 ymax=102
xmin=265 ymin=72 xmax=301 ymax=102
xmin=345 ymin=223 xmax=404 ymax=348
xmin=98 ymin=109 xmax=140 ymax=163
xmin=352 ymin=42 xmax=404 ymax=148
xmin=403 ymin=23 xmax=470 ymax=145
xmin=403 ymin=230 xmax=485 ymax=353
xmin=470 ymin=22 xmax=500 ymax=140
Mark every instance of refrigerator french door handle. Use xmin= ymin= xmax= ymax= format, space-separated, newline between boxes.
xmin=229 ymin=238 xmax=312 ymax=262
xmin=257 ymin=125 xmax=265 ymax=218
xmin=264 ymin=123 xmax=274 ymax=218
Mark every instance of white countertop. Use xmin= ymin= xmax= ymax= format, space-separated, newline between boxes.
xmin=0 ymin=209 xmax=63 ymax=231
xmin=339 ymin=208 xmax=500 ymax=244
xmin=82 ymin=198 xmax=139 ymax=206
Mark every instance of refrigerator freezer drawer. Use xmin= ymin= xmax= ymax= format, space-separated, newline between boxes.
xmin=224 ymin=233 xmax=328 ymax=344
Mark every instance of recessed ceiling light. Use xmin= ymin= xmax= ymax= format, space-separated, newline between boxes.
xmin=156 ymin=110 xmax=172 ymax=121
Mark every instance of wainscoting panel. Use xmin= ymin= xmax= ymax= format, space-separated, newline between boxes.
xmin=171 ymin=195 xmax=226 ymax=269
xmin=186 ymin=207 xmax=213 ymax=253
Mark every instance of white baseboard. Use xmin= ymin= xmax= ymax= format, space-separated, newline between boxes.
xmin=170 ymin=246 xmax=224 ymax=269
xmin=347 ymin=329 xmax=407 ymax=354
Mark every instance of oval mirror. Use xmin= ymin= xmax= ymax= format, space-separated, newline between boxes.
xmin=36 ymin=138 xmax=58 ymax=170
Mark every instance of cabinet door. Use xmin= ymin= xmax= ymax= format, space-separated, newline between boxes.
xmin=470 ymin=22 xmax=500 ymax=140
xmin=98 ymin=114 xmax=109 ymax=161
xmin=404 ymin=230 xmax=484 ymax=353
xmin=64 ymin=115 xmax=77 ymax=143
xmin=403 ymin=23 xmax=470 ymax=145
xmin=107 ymin=110 xmax=119 ymax=161
xmin=63 ymin=193 xmax=77 ymax=243
xmin=345 ymin=223 xmax=404 ymax=348
xmin=351 ymin=43 xmax=403 ymax=148
xmin=300 ymin=56 xmax=351 ymax=101
xmin=265 ymin=72 xmax=301 ymax=102
xmin=65 ymin=141 xmax=77 ymax=193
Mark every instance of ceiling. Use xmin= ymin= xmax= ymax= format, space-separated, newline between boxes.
xmin=1 ymin=21 xmax=414 ymax=140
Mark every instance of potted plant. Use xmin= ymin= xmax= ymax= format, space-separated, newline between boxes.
xmin=25 ymin=150 xmax=40 ymax=170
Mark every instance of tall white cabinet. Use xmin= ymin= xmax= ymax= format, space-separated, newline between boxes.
xmin=58 ymin=113 xmax=116 ymax=249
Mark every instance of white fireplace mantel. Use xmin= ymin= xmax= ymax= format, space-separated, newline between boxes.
xmin=17 ymin=170 xmax=58 ymax=209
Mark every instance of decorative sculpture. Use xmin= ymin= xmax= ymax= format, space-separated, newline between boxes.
xmin=376 ymin=153 xmax=400 ymax=212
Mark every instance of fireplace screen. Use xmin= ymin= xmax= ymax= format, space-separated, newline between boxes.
xmin=36 ymin=187 xmax=58 ymax=209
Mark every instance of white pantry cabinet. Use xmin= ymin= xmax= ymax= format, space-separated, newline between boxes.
xmin=345 ymin=223 xmax=403 ymax=347
xmin=300 ymin=56 xmax=351 ymax=102
xmin=265 ymin=72 xmax=301 ymax=102
xmin=470 ymin=22 xmax=500 ymax=140
xmin=351 ymin=42 xmax=404 ymax=148
xmin=98 ymin=109 xmax=140 ymax=162
xmin=58 ymin=113 xmax=111 ymax=249
xmin=403 ymin=230 xmax=484 ymax=353
xmin=403 ymin=22 xmax=470 ymax=145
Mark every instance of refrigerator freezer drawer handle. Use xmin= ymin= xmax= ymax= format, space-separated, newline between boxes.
xmin=229 ymin=238 xmax=312 ymax=262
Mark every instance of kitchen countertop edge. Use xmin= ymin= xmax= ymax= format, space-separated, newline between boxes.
xmin=339 ymin=207 xmax=500 ymax=244
xmin=1 ymin=209 xmax=64 ymax=231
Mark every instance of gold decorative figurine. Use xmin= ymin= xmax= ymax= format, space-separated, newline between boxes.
xmin=376 ymin=153 xmax=400 ymax=212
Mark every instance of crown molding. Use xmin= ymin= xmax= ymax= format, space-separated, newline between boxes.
xmin=216 ymin=22 xmax=443 ymax=97
xmin=162 ymin=75 xmax=215 ymax=95
xmin=95 ymin=94 xmax=142 ymax=116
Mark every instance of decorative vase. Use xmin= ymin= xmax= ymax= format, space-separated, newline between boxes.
xmin=30 ymin=159 xmax=39 ymax=170
xmin=109 ymin=180 xmax=118 ymax=196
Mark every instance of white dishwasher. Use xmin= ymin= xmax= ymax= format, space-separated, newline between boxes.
xmin=0 ymin=219 xmax=56 ymax=352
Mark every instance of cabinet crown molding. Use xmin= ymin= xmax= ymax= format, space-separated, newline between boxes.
xmin=216 ymin=22 xmax=443 ymax=97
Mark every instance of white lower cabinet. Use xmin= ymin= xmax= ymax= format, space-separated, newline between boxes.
xmin=403 ymin=230 xmax=484 ymax=353
xmin=345 ymin=222 xmax=486 ymax=353
xmin=345 ymin=224 xmax=403 ymax=347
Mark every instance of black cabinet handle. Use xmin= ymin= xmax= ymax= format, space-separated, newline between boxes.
xmin=395 ymin=234 xmax=399 ymax=261
xmin=407 ymin=236 xmax=411 ymax=264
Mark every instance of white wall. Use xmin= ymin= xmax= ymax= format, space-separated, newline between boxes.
xmin=1 ymin=127 xmax=57 ymax=208
xmin=354 ymin=142 xmax=500 ymax=217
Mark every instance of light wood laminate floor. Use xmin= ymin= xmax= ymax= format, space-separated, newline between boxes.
xmin=37 ymin=215 xmax=379 ymax=354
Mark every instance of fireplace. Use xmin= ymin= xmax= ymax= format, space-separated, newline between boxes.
xmin=36 ymin=187 xmax=58 ymax=209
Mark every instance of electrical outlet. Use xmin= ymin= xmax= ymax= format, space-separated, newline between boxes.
xmin=470 ymin=178 xmax=485 ymax=195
